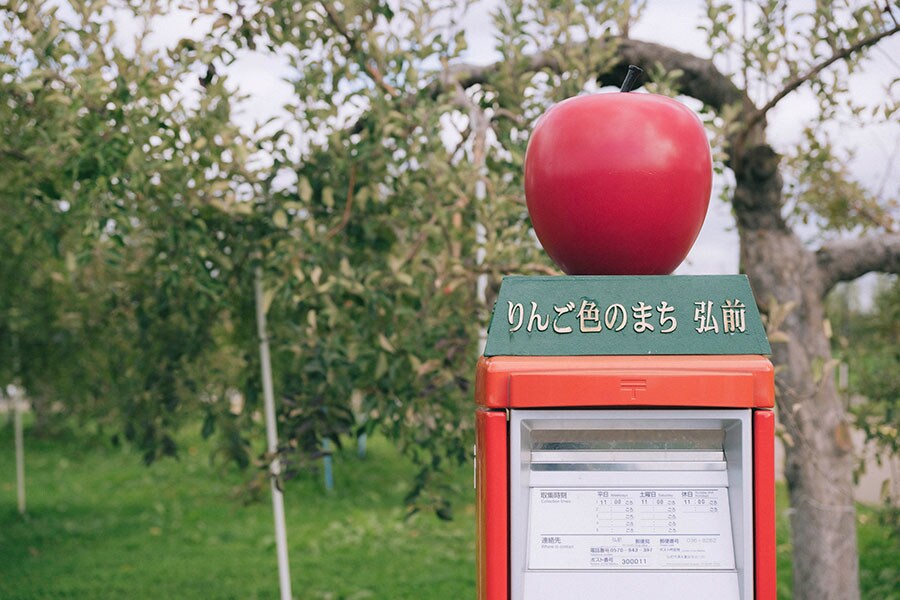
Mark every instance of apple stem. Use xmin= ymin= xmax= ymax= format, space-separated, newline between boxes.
xmin=620 ymin=65 xmax=643 ymax=92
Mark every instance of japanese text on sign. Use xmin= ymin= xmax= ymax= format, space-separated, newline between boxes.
xmin=507 ymin=299 xmax=747 ymax=336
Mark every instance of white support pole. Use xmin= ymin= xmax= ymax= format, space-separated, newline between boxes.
xmin=13 ymin=385 xmax=25 ymax=515
xmin=475 ymin=174 xmax=489 ymax=356
xmin=254 ymin=266 xmax=293 ymax=600
xmin=11 ymin=331 xmax=25 ymax=515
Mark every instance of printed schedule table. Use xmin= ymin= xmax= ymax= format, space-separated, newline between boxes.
xmin=527 ymin=488 xmax=736 ymax=570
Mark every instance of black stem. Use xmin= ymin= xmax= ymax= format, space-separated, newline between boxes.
xmin=620 ymin=65 xmax=643 ymax=92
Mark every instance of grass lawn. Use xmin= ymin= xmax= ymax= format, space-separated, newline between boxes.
xmin=773 ymin=479 xmax=900 ymax=599
xmin=1 ymin=420 xmax=898 ymax=599
xmin=0 ymin=422 xmax=475 ymax=599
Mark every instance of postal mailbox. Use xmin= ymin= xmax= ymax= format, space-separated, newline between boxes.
xmin=475 ymin=275 xmax=775 ymax=600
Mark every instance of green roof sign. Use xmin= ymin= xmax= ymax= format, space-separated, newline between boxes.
xmin=483 ymin=275 xmax=770 ymax=357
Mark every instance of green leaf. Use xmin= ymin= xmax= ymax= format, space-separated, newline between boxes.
xmin=298 ymin=176 xmax=313 ymax=202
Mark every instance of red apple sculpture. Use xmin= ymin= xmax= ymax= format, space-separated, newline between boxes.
xmin=524 ymin=70 xmax=712 ymax=275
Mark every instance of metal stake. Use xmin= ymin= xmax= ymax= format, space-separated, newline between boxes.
xmin=12 ymin=332 xmax=25 ymax=515
xmin=255 ymin=266 xmax=293 ymax=600
xmin=14 ymin=385 xmax=25 ymax=515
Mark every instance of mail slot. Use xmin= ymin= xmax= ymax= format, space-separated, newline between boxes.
xmin=511 ymin=410 xmax=752 ymax=600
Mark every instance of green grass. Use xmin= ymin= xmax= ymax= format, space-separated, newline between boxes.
xmin=774 ymin=483 xmax=900 ymax=599
xmin=856 ymin=506 xmax=900 ymax=599
xmin=1 ymin=420 xmax=898 ymax=599
xmin=0 ymin=422 xmax=476 ymax=599
xmin=775 ymin=484 xmax=794 ymax=599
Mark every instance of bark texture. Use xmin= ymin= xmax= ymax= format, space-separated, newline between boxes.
xmin=816 ymin=234 xmax=900 ymax=294
xmin=733 ymin=142 xmax=861 ymax=600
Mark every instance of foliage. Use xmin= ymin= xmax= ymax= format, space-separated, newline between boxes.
xmin=2 ymin=2 xmax=898 ymax=543
xmin=829 ymin=277 xmax=900 ymax=535
xmin=0 ymin=0 xmax=257 ymax=460
xmin=846 ymin=279 xmax=900 ymax=455
xmin=2 ymin=4 xmax=899 ymax=599
xmin=180 ymin=0 xmax=645 ymax=507
xmin=700 ymin=0 xmax=897 ymax=231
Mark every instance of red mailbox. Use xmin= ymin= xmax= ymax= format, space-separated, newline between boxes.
xmin=474 ymin=276 xmax=775 ymax=600
xmin=479 ymin=77 xmax=775 ymax=599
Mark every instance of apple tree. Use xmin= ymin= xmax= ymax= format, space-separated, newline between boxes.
xmin=0 ymin=0 xmax=262 ymax=464
xmin=187 ymin=0 xmax=642 ymax=510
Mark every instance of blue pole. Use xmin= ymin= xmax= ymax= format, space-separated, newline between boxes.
xmin=357 ymin=432 xmax=367 ymax=459
xmin=323 ymin=438 xmax=334 ymax=491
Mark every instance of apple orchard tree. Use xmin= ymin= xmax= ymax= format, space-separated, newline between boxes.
xmin=0 ymin=1 xmax=260 ymax=462
xmin=2 ymin=1 xmax=898 ymax=598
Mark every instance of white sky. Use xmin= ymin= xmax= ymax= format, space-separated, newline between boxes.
xmin=135 ymin=1 xmax=899 ymax=279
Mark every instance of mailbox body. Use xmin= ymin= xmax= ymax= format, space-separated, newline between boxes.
xmin=475 ymin=355 xmax=775 ymax=600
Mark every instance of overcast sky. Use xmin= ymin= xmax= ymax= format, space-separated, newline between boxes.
xmin=137 ymin=1 xmax=899 ymax=279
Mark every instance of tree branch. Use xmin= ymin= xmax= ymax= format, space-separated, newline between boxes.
xmin=816 ymin=233 xmax=900 ymax=294
xmin=320 ymin=2 xmax=400 ymax=98
xmin=448 ymin=37 xmax=746 ymax=112
xmin=747 ymin=23 xmax=900 ymax=132
xmin=325 ymin=162 xmax=356 ymax=241
xmin=887 ymin=1 xmax=899 ymax=28
xmin=0 ymin=149 xmax=29 ymax=162
xmin=353 ymin=36 xmax=746 ymax=140
xmin=400 ymin=194 xmax=471 ymax=268
xmin=887 ymin=0 xmax=899 ymax=28
xmin=489 ymin=262 xmax=561 ymax=276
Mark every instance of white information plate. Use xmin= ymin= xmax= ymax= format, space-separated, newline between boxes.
xmin=527 ymin=488 xmax=735 ymax=570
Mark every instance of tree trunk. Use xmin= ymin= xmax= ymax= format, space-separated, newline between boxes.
xmin=734 ymin=144 xmax=860 ymax=600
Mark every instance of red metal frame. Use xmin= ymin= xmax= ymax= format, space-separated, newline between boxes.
xmin=475 ymin=354 xmax=775 ymax=600
xmin=477 ymin=355 xmax=774 ymax=409
xmin=476 ymin=409 xmax=508 ymax=600
xmin=753 ymin=409 xmax=777 ymax=600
